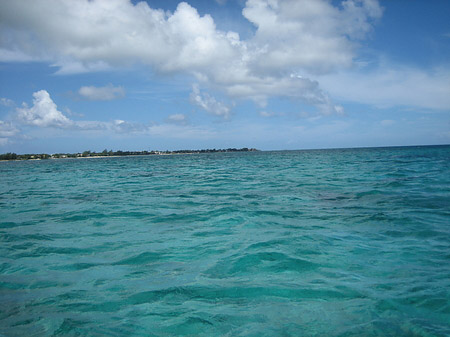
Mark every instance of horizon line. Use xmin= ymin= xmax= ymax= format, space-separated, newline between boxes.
xmin=1 ymin=143 xmax=449 ymax=157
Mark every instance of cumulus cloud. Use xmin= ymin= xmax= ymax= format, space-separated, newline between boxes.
xmin=0 ymin=1 xmax=237 ymax=73
xmin=190 ymin=84 xmax=231 ymax=119
xmin=0 ymin=0 xmax=385 ymax=115
xmin=12 ymin=90 xmax=207 ymax=139
xmin=13 ymin=90 xmax=146 ymax=134
xmin=16 ymin=90 xmax=73 ymax=127
xmin=1 ymin=89 xmax=231 ymax=145
xmin=242 ymin=0 xmax=382 ymax=75
xmin=78 ymin=84 xmax=125 ymax=101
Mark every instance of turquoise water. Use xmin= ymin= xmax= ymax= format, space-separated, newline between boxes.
xmin=1 ymin=146 xmax=449 ymax=336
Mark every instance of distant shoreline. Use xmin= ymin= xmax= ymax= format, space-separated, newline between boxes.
xmin=0 ymin=148 xmax=259 ymax=161
xmin=1 ymin=144 xmax=448 ymax=162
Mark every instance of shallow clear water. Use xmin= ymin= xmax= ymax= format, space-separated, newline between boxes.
xmin=1 ymin=146 xmax=449 ymax=336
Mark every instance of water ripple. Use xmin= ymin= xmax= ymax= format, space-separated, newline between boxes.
xmin=1 ymin=146 xmax=449 ymax=336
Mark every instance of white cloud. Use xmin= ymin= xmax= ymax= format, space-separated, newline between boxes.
xmin=12 ymin=90 xmax=214 ymax=141
xmin=0 ymin=1 xmax=237 ymax=73
xmin=166 ymin=113 xmax=188 ymax=125
xmin=242 ymin=0 xmax=382 ymax=75
xmin=0 ymin=48 xmax=37 ymax=62
xmin=0 ymin=98 xmax=14 ymax=107
xmin=14 ymin=90 xmax=146 ymax=133
xmin=0 ymin=0 xmax=384 ymax=115
xmin=318 ymin=66 xmax=450 ymax=110
xmin=0 ymin=120 xmax=19 ymax=137
xmin=109 ymin=119 xmax=147 ymax=133
xmin=0 ymin=120 xmax=20 ymax=145
xmin=78 ymin=84 xmax=125 ymax=101
xmin=190 ymin=84 xmax=232 ymax=119
xmin=54 ymin=61 xmax=112 ymax=75
xmin=16 ymin=90 xmax=73 ymax=127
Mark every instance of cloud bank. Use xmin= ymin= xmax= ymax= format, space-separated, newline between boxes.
xmin=0 ymin=90 xmax=216 ymax=145
xmin=1 ymin=0 xmax=446 ymax=115
xmin=318 ymin=66 xmax=450 ymax=110
xmin=0 ymin=0 xmax=383 ymax=115
xmin=14 ymin=90 xmax=144 ymax=132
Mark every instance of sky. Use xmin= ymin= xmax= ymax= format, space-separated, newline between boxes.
xmin=0 ymin=0 xmax=449 ymax=153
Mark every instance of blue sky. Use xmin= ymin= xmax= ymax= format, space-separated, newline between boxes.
xmin=0 ymin=0 xmax=449 ymax=153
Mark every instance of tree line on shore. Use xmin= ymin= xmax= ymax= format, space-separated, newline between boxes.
xmin=0 ymin=148 xmax=258 ymax=160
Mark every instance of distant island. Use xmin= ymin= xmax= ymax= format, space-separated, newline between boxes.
xmin=0 ymin=148 xmax=259 ymax=161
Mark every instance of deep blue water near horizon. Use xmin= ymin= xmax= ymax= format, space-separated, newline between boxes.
xmin=1 ymin=146 xmax=449 ymax=336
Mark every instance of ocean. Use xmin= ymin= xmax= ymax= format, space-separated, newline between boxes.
xmin=1 ymin=146 xmax=449 ymax=336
